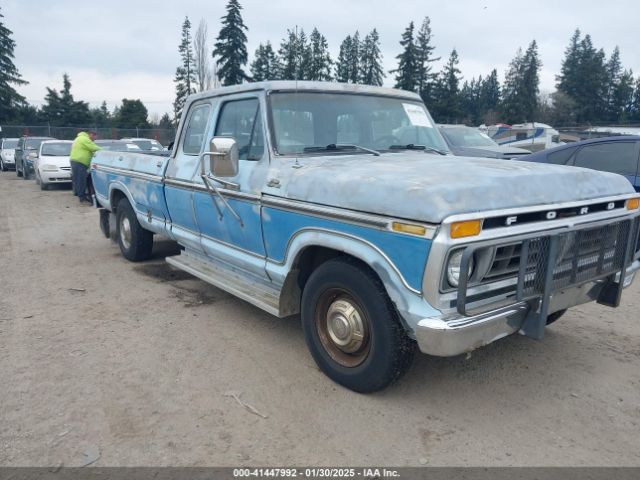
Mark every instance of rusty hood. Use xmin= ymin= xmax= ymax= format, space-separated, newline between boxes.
xmin=274 ymin=152 xmax=635 ymax=224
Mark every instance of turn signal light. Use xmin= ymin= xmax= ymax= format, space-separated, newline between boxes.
xmin=450 ymin=219 xmax=482 ymax=239
xmin=392 ymin=222 xmax=427 ymax=236
xmin=626 ymin=197 xmax=640 ymax=210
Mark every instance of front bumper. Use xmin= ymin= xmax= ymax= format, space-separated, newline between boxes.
xmin=415 ymin=260 xmax=640 ymax=357
xmin=40 ymin=169 xmax=71 ymax=183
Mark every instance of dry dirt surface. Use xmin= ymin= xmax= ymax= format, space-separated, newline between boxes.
xmin=1 ymin=170 xmax=640 ymax=468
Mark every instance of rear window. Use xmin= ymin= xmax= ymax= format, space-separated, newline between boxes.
xmin=546 ymin=146 xmax=577 ymax=165
xmin=26 ymin=138 xmax=51 ymax=149
xmin=41 ymin=143 xmax=72 ymax=156
xmin=574 ymin=142 xmax=639 ymax=176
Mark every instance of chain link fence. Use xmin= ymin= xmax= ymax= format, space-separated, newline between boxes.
xmin=0 ymin=125 xmax=177 ymax=146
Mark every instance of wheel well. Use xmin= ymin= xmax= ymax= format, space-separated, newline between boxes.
xmin=110 ymin=189 xmax=127 ymax=212
xmin=279 ymin=246 xmax=386 ymax=317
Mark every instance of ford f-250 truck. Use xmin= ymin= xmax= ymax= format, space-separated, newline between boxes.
xmin=91 ymin=81 xmax=640 ymax=392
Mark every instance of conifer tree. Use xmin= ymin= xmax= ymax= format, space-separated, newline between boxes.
xmin=278 ymin=29 xmax=308 ymax=80
xmin=307 ymin=28 xmax=332 ymax=81
xmin=41 ymin=74 xmax=91 ymax=126
xmin=0 ymin=7 xmax=27 ymax=122
xmin=173 ymin=17 xmax=197 ymax=120
xmin=212 ymin=0 xmax=249 ymax=86
xmin=500 ymin=41 xmax=541 ymax=123
xmin=479 ymin=69 xmax=501 ymax=123
xmin=346 ymin=31 xmax=361 ymax=83
xmin=335 ymin=35 xmax=354 ymax=83
xmin=250 ymin=42 xmax=279 ymax=81
xmin=415 ymin=17 xmax=439 ymax=104
xmin=430 ymin=49 xmax=462 ymax=122
xmin=391 ymin=22 xmax=419 ymax=92
xmin=360 ymin=29 xmax=384 ymax=86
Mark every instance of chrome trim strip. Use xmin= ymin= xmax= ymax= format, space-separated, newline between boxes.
xmin=163 ymin=179 xmax=437 ymax=236
xmin=95 ymin=164 xmax=163 ymax=183
xmin=444 ymin=193 xmax=638 ymax=227
xmin=262 ymin=195 xmax=438 ymax=238
xmin=164 ymin=177 xmax=260 ymax=202
xmin=269 ymin=227 xmax=422 ymax=295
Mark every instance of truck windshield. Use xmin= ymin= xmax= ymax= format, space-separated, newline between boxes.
xmin=270 ymin=92 xmax=449 ymax=156
xmin=2 ymin=139 xmax=18 ymax=149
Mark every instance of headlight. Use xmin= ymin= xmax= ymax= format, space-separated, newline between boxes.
xmin=41 ymin=164 xmax=58 ymax=171
xmin=446 ymin=249 xmax=475 ymax=287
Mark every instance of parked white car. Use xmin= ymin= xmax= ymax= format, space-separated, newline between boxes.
xmin=1 ymin=137 xmax=19 ymax=171
xmin=34 ymin=140 xmax=73 ymax=190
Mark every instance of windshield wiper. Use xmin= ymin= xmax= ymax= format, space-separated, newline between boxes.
xmin=389 ymin=144 xmax=448 ymax=155
xmin=303 ymin=144 xmax=380 ymax=156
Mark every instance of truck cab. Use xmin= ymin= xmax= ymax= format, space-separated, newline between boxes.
xmin=91 ymin=81 xmax=640 ymax=392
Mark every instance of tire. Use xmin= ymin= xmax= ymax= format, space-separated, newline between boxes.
xmin=115 ymin=199 xmax=153 ymax=261
xmin=40 ymin=178 xmax=49 ymax=191
xmin=546 ymin=309 xmax=567 ymax=325
xmin=0 ymin=161 xmax=5 ymax=171
xmin=301 ymin=257 xmax=415 ymax=393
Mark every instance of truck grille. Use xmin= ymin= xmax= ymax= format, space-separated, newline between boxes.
xmin=454 ymin=216 xmax=639 ymax=317
xmin=519 ymin=220 xmax=632 ymax=297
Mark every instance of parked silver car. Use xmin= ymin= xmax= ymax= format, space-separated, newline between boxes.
xmin=439 ymin=124 xmax=530 ymax=159
xmin=1 ymin=137 xmax=19 ymax=171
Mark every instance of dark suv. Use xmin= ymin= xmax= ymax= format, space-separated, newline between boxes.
xmin=15 ymin=136 xmax=55 ymax=179
xmin=519 ymin=136 xmax=640 ymax=192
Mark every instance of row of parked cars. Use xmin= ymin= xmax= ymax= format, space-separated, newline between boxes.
xmin=2 ymin=130 xmax=638 ymax=193
xmin=437 ymin=125 xmax=640 ymax=191
xmin=0 ymin=136 xmax=165 ymax=189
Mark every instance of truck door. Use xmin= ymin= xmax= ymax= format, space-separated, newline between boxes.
xmin=193 ymin=94 xmax=268 ymax=278
xmin=163 ymin=101 xmax=212 ymax=253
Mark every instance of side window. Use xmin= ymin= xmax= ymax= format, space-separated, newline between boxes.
xmin=574 ymin=142 xmax=638 ymax=176
xmin=547 ymin=146 xmax=576 ymax=165
xmin=182 ymin=104 xmax=211 ymax=155
xmin=215 ymin=98 xmax=264 ymax=160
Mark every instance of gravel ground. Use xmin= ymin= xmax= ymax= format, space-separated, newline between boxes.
xmin=1 ymin=170 xmax=639 ymax=467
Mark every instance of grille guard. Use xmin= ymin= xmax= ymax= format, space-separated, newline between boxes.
xmin=456 ymin=216 xmax=640 ymax=340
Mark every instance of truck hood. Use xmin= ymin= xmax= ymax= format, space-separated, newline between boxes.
xmin=277 ymin=152 xmax=635 ymax=224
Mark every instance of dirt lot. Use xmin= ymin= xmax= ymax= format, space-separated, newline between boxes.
xmin=1 ymin=170 xmax=639 ymax=467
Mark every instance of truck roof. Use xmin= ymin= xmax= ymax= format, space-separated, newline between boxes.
xmin=185 ymin=81 xmax=422 ymax=106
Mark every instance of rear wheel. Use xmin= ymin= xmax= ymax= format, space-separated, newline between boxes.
xmin=116 ymin=199 xmax=153 ymax=261
xmin=301 ymin=258 xmax=415 ymax=393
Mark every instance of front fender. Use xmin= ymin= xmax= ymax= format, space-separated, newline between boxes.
xmin=266 ymin=228 xmax=442 ymax=332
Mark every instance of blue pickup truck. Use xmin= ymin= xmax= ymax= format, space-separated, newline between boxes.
xmin=91 ymin=81 xmax=640 ymax=392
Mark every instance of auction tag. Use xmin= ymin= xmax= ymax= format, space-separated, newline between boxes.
xmin=403 ymin=103 xmax=433 ymax=128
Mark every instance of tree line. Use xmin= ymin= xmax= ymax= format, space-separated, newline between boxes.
xmin=2 ymin=3 xmax=640 ymax=129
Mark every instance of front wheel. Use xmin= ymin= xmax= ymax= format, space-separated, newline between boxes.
xmin=115 ymin=199 xmax=154 ymax=261
xmin=301 ymin=258 xmax=415 ymax=393
xmin=546 ymin=309 xmax=567 ymax=325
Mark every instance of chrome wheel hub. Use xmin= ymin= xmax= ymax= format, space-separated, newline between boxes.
xmin=120 ymin=216 xmax=132 ymax=250
xmin=326 ymin=298 xmax=366 ymax=354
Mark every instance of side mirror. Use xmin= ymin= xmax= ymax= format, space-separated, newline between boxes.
xmin=208 ymin=137 xmax=239 ymax=177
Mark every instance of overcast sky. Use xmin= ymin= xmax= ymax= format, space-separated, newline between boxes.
xmin=4 ymin=0 xmax=640 ymax=118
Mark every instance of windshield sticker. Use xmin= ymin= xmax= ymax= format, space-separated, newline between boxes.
xmin=403 ymin=103 xmax=433 ymax=128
